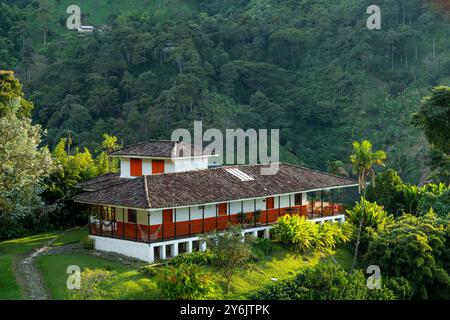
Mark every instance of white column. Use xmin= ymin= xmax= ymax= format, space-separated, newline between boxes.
xmin=171 ymin=243 xmax=178 ymax=257
xmin=160 ymin=245 xmax=166 ymax=260
xmin=200 ymin=240 xmax=207 ymax=252
xmin=149 ymin=245 xmax=154 ymax=263
xmin=252 ymin=231 xmax=258 ymax=237
xmin=187 ymin=241 xmax=193 ymax=253
xmin=263 ymin=229 xmax=270 ymax=239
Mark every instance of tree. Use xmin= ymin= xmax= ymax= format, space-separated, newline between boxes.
xmin=366 ymin=169 xmax=405 ymax=214
xmin=326 ymin=160 xmax=349 ymax=177
xmin=44 ymin=138 xmax=98 ymax=202
xmin=346 ymin=198 xmax=393 ymax=234
xmin=0 ymin=70 xmax=33 ymax=118
xmin=350 ymin=140 xmax=387 ymax=193
xmin=417 ymin=189 xmax=450 ymax=217
xmin=96 ymin=133 xmax=120 ymax=174
xmin=413 ymin=86 xmax=450 ymax=155
xmin=201 ymin=225 xmax=252 ymax=293
xmin=364 ymin=211 xmax=450 ymax=299
xmin=0 ymin=71 xmax=53 ymax=238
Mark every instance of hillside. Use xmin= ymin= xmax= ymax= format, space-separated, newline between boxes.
xmin=1 ymin=0 xmax=450 ymax=183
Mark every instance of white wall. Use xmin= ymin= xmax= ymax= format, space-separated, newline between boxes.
xmin=174 ymin=157 xmax=208 ymax=172
xmin=165 ymin=160 xmax=175 ymax=173
xmin=116 ymin=193 xmax=305 ymax=226
xmin=119 ymin=157 xmax=209 ymax=177
xmin=150 ymin=210 xmax=162 ymax=224
xmin=142 ymin=159 xmax=152 ymax=175
xmin=92 ymin=236 xmax=150 ymax=261
xmin=120 ymin=158 xmax=131 ymax=178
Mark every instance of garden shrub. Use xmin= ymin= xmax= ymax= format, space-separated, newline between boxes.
xmin=251 ymin=238 xmax=275 ymax=260
xmin=140 ymin=265 xmax=159 ymax=277
xmin=69 ymin=268 xmax=115 ymax=300
xmin=81 ymin=236 xmax=95 ymax=250
xmin=156 ymin=263 xmax=217 ymax=300
xmin=272 ymin=214 xmax=318 ymax=252
xmin=272 ymin=215 xmax=354 ymax=254
xmin=251 ymin=262 xmax=396 ymax=300
xmin=171 ymin=251 xmax=216 ymax=266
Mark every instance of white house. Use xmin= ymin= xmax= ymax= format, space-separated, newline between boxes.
xmin=74 ymin=140 xmax=358 ymax=263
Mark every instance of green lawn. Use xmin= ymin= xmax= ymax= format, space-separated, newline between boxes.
xmin=36 ymin=253 xmax=158 ymax=300
xmin=0 ymin=228 xmax=87 ymax=300
xmin=0 ymin=255 xmax=23 ymax=300
xmin=51 ymin=228 xmax=88 ymax=247
xmin=0 ymin=232 xmax=60 ymax=300
xmin=222 ymin=244 xmax=322 ymax=299
xmin=36 ymin=244 xmax=351 ymax=300
xmin=2 ymin=230 xmax=354 ymax=300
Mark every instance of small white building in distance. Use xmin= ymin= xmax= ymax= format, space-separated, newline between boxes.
xmin=77 ymin=26 xmax=95 ymax=33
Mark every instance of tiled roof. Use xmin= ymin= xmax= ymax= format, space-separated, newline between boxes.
xmin=73 ymin=163 xmax=357 ymax=209
xmin=109 ymin=140 xmax=210 ymax=158
xmin=76 ymin=173 xmax=129 ymax=192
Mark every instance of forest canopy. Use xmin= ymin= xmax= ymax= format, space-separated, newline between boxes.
xmin=1 ymin=0 xmax=449 ymax=184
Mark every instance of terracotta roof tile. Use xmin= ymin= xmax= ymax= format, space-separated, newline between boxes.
xmin=76 ymin=173 xmax=129 ymax=191
xmin=73 ymin=163 xmax=357 ymax=209
xmin=110 ymin=140 xmax=209 ymax=158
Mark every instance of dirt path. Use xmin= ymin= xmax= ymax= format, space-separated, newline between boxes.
xmin=14 ymin=234 xmax=63 ymax=300
xmin=13 ymin=232 xmax=144 ymax=300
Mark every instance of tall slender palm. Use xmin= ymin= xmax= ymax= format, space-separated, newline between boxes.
xmin=349 ymin=140 xmax=386 ymax=271
xmin=350 ymin=140 xmax=387 ymax=194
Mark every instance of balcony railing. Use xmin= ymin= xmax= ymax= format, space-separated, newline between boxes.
xmin=89 ymin=202 xmax=345 ymax=243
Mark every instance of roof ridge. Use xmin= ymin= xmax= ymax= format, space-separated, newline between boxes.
xmin=143 ymin=175 xmax=151 ymax=208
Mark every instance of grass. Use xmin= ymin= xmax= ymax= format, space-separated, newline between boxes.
xmin=0 ymin=228 xmax=87 ymax=300
xmin=36 ymin=245 xmax=320 ymax=300
xmin=0 ymin=232 xmax=59 ymax=300
xmin=2 ymin=229 xmax=355 ymax=300
xmin=221 ymin=244 xmax=322 ymax=299
xmin=0 ymin=255 xmax=23 ymax=300
xmin=51 ymin=227 xmax=88 ymax=247
xmin=36 ymin=253 xmax=158 ymax=300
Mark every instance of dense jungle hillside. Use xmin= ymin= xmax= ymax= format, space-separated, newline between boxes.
xmin=1 ymin=0 xmax=450 ymax=183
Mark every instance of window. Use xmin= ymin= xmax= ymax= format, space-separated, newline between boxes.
xmin=218 ymin=203 xmax=227 ymax=215
xmin=294 ymin=193 xmax=303 ymax=205
xmin=101 ymin=206 xmax=113 ymax=220
xmin=152 ymin=160 xmax=165 ymax=174
xmin=127 ymin=209 xmax=137 ymax=223
xmin=130 ymin=158 xmax=142 ymax=176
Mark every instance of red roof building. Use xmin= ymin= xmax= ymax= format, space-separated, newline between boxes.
xmin=74 ymin=140 xmax=357 ymax=262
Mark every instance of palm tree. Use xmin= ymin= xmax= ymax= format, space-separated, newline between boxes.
xmin=349 ymin=140 xmax=386 ymax=271
xmin=350 ymin=140 xmax=387 ymax=194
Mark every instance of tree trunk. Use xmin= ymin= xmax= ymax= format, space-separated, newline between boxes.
xmin=352 ymin=190 xmax=366 ymax=272
xmin=226 ymin=276 xmax=232 ymax=293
